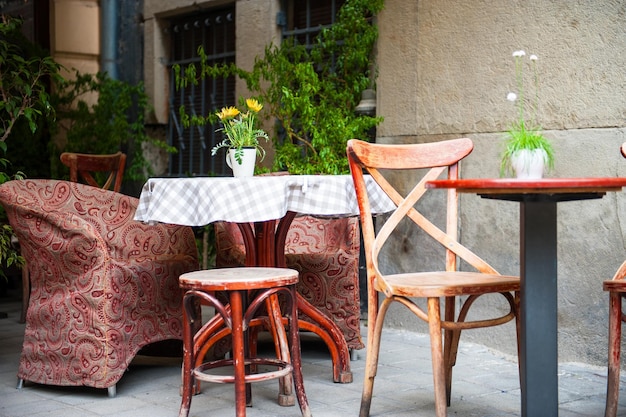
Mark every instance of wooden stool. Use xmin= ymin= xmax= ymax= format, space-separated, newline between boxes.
xmin=178 ymin=267 xmax=312 ymax=417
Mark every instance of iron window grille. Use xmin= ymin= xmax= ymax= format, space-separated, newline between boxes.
xmin=279 ymin=0 xmax=345 ymax=45
xmin=166 ymin=1 xmax=345 ymax=177
xmin=167 ymin=7 xmax=236 ymax=177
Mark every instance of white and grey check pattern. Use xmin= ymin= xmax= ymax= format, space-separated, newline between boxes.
xmin=134 ymin=175 xmax=394 ymax=226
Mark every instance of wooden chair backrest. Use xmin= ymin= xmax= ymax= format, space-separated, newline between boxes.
xmin=347 ymin=138 xmax=499 ymax=296
xmin=60 ymin=152 xmax=126 ymax=192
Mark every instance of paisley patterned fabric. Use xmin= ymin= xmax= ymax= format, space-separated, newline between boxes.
xmin=0 ymin=179 xmax=199 ymax=389
xmin=215 ymin=215 xmax=363 ymax=350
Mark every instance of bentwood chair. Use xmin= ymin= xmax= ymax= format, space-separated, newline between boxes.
xmin=603 ymin=142 xmax=626 ymax=417
xmin=347 ymin=138 xmax=520 ymax=417
xmin=60 ymin=151 xmax=126 ymax=192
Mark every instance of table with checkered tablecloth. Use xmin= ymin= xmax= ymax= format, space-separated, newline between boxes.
xmin=134 ymin=174 xmax=393 ymax=225
xmin=134 ymin=174 xmax=394 ymax=384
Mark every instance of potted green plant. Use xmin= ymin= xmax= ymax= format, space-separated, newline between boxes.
xmin=500 ymin=50 xmax=554 ymax=179
xmin=211 ymin=98 xmax=269 ymax=177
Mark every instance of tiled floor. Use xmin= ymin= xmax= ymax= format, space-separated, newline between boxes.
xmin=0 ymin=294 xmax=619 ymax=417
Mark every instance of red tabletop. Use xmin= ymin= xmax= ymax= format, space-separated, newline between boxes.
xmin=426 ymin=177 xmax=626 ymax=195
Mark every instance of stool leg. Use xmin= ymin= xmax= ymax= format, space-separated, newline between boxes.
xmin=606 ymin=291 xmax=622 ymax=417
xmin=244 ymin=293 xmax=252 ymax=407
xmin=231 ymin=290 xmax=248 ymax=417
xmin=287 ymin=285 xmax=312 ymax=417
xmin=266 ymin=294 xmax=295 ymax=406
xmin=179 ymin=293 xmax=196 ymax=417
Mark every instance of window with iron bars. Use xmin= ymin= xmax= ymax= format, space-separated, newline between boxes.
xmin=166 ymin=1 xmax=345 ymax=177
xmin=167 ymin=7 xmax=236 ymax=177
xmin=279 ymin=0 xmax=346 ymax=45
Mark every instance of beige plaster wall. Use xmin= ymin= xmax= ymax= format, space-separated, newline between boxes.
xmin=49 ymin=0 xmax=100 ymax=151
xmin=50 ymin=0 xmax=100 ymax=81
xmin=375 ymin=0 xmax=626 ymax=367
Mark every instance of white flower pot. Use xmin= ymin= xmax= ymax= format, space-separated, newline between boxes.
xmin=226 ymin=148 xmax=256 ymax=177
xmin=510 ymin=148 xmax=547 ymax=179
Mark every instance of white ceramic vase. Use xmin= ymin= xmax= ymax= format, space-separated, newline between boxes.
xmin=226 ymin=148 xmax=256 ymax=177
xmin=510 ymin=148 xmax=547 ymax=179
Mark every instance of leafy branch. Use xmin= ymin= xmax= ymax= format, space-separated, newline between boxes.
xmin=0 ymin=15 xmax=62 ymax=146
xmin=177 ymin=0 xmax=384 ymax=175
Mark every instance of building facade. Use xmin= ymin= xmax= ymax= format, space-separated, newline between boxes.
xmin=3 ymin=0 xmax=625 ymax=368
xmin=142 ymin=0 xmax=626 ymax=369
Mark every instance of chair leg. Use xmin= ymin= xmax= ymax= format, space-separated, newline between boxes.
xmin=514 ymin=291 xmax=522 ymax=385
xmin=287 ymin=285 xmax=312 ymax=417
xmin=179 ymin=292 xmax=198 ymax=417
xmin=605 ymin=291 xmax=622 ymax=417
xmin=428 ymin=297 xmax=447 ymax=417
xmin=444 ymin=328 xmax=462 ymax=407
xmin=443 ymin=296 xmax=456 ymax=407
xmin=359 ymin=297 xmax=391 ymax=417
xmin=265 ymin=295 xmax=295 ymax=406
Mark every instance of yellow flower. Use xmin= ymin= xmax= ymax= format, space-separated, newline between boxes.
xmin=211 ymin=97 xmax=269 ymax=162
xmin=217 ymin=106 xmax=240 ymax=120
xmin=246 ymin=98 xmax=263 ymax=113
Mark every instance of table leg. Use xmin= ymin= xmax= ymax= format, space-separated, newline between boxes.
xmin=296 ymin=294 xmax=353 ymax=383
xmin=275 ymin=213 xmax=352 ymax=383
xmin=238 ymin=213 xmax=353 ymax=384
xmin=241 ymin=219 xmax=296 ymax=403
xmin=520 ymin=201 xmax=558 ymax=417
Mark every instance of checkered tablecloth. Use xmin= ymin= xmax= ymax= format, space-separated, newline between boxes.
xmin=134 ymin=175 xmax=394 ymax=226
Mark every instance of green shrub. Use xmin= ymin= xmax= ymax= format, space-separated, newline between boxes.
xmin=51 ymin=72 xmax=176 ymax=182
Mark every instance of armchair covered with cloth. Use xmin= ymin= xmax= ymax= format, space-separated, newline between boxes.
xmin=215 ymin=215 xmax=364 ymax=350
xmin=0 ymin=179 xmax=199 ymax=395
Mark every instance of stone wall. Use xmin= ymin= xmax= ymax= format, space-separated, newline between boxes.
xmin=375 ymin=0 xmax=626 ymax=366
xmin=50 ymin=0 xmax=100 ymax=91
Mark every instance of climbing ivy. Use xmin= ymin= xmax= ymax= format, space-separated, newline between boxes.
xmin=178 ymin=0 xmax=384 ymax=175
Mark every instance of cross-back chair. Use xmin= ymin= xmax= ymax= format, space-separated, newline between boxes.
xmin=603 ymin=141 xmax=626 ymax=417
xmin=60 ymin=151 xmax=126 ymax=192
xmin=347 ymin=138 xmax=520 ymax=417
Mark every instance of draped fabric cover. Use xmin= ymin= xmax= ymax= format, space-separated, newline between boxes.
xmin=215 ymin=215 xmax=364 ymax=350
xmin=0 ymin=179 xmax=199 ymax=389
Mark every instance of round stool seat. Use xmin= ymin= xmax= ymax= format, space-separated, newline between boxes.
xmin=180 ymin=267 xmax=299 ymax=291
